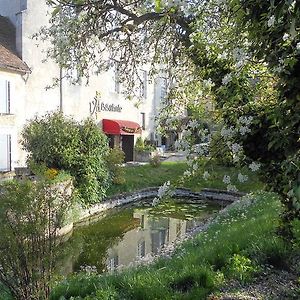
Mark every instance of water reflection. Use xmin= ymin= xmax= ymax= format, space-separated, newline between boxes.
xmin=58 ymin=201 xmax=219 ymax=275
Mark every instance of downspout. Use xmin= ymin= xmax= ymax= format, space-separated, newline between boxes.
xmin=59 ymin=67 xmax=63 ymax=112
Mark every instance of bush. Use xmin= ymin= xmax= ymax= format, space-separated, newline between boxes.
xmin=0 ymin=180 xmax=73 ymax=300
xmin=135 ymin=137 xmax=156 ymax=152
xmin=149 ymin=153 xmax=161 ymax=167
xmin=106 ymin=147 xmax=125 ymax=185
xmin=22 ymin=112 xmax=110 ymax=206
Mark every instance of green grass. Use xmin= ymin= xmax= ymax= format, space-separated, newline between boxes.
xmin=107 ymin=160 xmax=264 ymax=197
xmin=51 ymin=191 xmax=300 ymax=300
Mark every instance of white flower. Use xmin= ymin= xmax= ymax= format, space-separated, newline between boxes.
xmin=222 ymin=73 xmax=232 ymax=85
xmin=152 ymin=197 xmax=160 ymax=206
xmin=296 ymin=42 xmax=300 ymax=50
xmin=227 ymin=184 xmax=238 ymax=192
xmin=223 ymin=175 xmax=231 ymax=184
xmin=239 ymin=126 xmax=250 ymax=135
xmin=220 ymin=126 xmax=234 ymax=138
xmin=249 ymin=162 xmax=261 ymax=172
xmin=183 ymin=170 xmax=192 ymax=177
xmin=188 ymin=120 xmax=198 ymax=129
xmin=238 ymin=173 xmax=248 ymax=183
xmin=203 ymin=171 xmax=210 ymax=180
xmin=231 ymin=143 xmax=242 ymax=154
xmin=283 ymin=33 xmax=290 ymax=41
xmin=157 ymin=181 xmax=171 ymax=198
xmin=267 ymin=15 xmax=275 ymax=27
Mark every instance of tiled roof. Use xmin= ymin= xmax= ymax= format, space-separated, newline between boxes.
xmin=0 ymin=15 xmax=30 ymax=74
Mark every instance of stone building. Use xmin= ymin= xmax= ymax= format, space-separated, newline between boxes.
xmin=0 ymin=0 xmax=169 ymax=170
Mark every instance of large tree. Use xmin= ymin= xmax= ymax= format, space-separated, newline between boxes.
xmin=43 ymin=0 xmax=300 ymax=239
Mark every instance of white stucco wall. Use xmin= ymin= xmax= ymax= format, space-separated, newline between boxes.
xmin=0 ymin=0 xmax=167 ymax=169
xmin=0 ymin=69 xmax=27 ymax=168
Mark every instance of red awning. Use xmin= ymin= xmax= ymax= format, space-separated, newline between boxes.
xmin=102 ymin=119 xmax=142 ymax=135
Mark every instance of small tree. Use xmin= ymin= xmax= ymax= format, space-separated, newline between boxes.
xmin=0 ymin=180 xmax=73 ymax=300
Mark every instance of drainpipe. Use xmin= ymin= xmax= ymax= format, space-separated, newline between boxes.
xmin=59 ymin=67 xmax=63 ymax=112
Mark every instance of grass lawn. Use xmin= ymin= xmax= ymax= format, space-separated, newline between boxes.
xmin=51 ymin=191 xmax=300 ymax=299
xmin=107 ymin=160 xmax=264 ymax=197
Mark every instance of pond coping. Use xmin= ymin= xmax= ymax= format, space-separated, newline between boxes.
xmin=58 ymin=187 xmax=245 ymax=236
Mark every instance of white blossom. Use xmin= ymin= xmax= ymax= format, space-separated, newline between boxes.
xmin=238 ymin=173 xmax=248 ymax=183
xmin=222 ymin=73 xmax=232 ymax=85
xmin=231 ymin=143 xmax=242 ymax=154
xmin=157 ymin=181 xmax=171 ymax=198
xmin=223 ymin=175 xmax=231 ymax=184
xmin=220 ymin=126 xmax=234 ymax=138
xmin=296 ymin=42 xmax=300 ymax=50
xmin=227 ymin=184 xmax=238 ymax=192
xmin=203 ymin=171 xmax=210 ymax=180
xmin=283 ymin=33 xmax=290 ymax=41
xmin=249 ymin=162 xmax=261 ymax=172
xmin=183 ymin=170 xmax=192 ymax=177
xmin=267 ymin=15 xmax=275 ymax=27
xmin=239 ymin=126 xmax=250 ymax=135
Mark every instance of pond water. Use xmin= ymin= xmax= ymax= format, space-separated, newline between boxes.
xmin=57 ymin=200 xmax=220 ymax=275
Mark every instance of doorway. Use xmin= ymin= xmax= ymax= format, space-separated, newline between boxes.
xmin=121 ymin=135 xmax=134 ymax=162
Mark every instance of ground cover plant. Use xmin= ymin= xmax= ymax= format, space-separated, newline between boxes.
xmin=50 ymin=191 xmax=300 ymax=299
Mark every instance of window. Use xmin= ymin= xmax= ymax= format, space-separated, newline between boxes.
xmin=137 ymin=240 xmax=146 ymax=258
xmin=160 ymin=77 xmax=167 ymax=100
xmin=0 ymin=134 xmax=11 ymax=172
xmin=140 ymin=70 xmax=147 ymax=98
xmin=0 ymin=79 xmax=11 ymax=114
xmin=140 ymin=112 xmax=145 ymax=130
xmin=107 ymin=255 xmax=119 ymax=271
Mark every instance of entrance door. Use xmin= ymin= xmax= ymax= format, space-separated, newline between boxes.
xmin=122 ymin=135 xmax=134 ymax=162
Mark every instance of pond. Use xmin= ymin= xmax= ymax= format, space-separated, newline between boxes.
xmin=57 ymin=199 xmax=220 ymax=275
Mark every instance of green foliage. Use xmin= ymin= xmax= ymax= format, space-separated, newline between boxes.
xmin=227 ymin=254 xmax=257 ymax=283
xmin=209 ymin=131 xmax=233 ymax=166
xmin=0 ymin=179 xmax=73 ymax=300
xmin=105 ymin=147 xmax=125 ymax=185
xmin=22 ymin=112 xmax=110 ymax=206
xmin=22 ymin=112 xmax=80 ymax=170
xmin=134 ymin=137 xmax=156 ymax=153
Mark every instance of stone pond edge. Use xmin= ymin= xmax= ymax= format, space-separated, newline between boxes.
xmin=58 ymin=187 xmax=246 ymax=236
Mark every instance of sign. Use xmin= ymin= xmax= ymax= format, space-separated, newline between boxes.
xmin=89 ymin=97 xmax=123 ymax=115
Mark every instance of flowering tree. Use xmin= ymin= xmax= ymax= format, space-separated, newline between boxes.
xmin=42 ymin=0 xmax=300 ymax=239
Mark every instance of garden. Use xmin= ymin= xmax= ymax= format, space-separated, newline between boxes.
xmin=1 ymin=0 xmax=300 ymax=299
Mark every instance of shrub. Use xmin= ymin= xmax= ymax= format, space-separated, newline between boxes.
xmin=106 ymin=147 xmax=125 ymax=185
xmin=135 ymin=137 xmax=156 ymax=152
xmin=0 ymin=179 xmax=73 ymax=300
xmin=22 ymin=112 xmax=110 ymax=206
xmin=226 ymin=254 xmax=257 ymax=283
xmin=149 ymin=153 xmax=161 ymax=167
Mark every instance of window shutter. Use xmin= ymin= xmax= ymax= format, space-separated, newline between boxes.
xmin=0 ymin=134 xmax=11 ymax=171
xmin=7 ymin=81 xmax=11 ymax=114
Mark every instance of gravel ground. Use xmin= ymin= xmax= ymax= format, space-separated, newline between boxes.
xmin=209 ymin=266 xmax=300 ymax=300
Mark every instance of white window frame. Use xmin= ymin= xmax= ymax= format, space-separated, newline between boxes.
xmin=140 ymin=70 xmax=147 ymax=98
xmin=0 ymin=134 xmax=11 ymax=172
xmin=160 ymin=77 xmax=167 ymax=100
xmin=0 ymin=79 xmax=11 ymax=114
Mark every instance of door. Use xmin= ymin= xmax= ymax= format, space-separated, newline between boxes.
xmin=121 ymin=135 xmax=134 ymax=162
